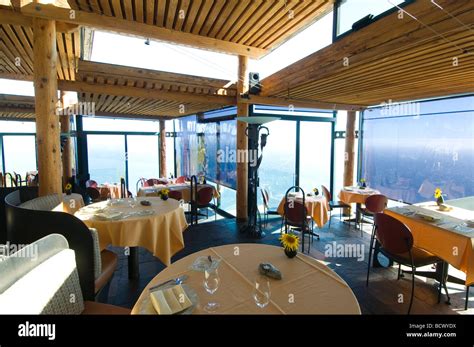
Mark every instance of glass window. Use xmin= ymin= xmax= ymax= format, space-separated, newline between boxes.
xmin=165 ymin=120 xmax=175 ymax=178
xmin=360 ymin=96 xmax=474 ymax=204
xmin=336 ymin=0 xmax=404 ymax=36
xmin=83 ymin=117 xmax=161 ymax=133
xmin=299 ymin=121 xmax=332 ymax=194
xmin=127 ymin=135 xmax=159 ymax=195
xmin=259 ymin=120 xmax=297 ymax=208
xmin=3 ymin=135 xmax=37 ymax=178
xmin=87 ymin=135 xmax=125 ymax=185
xmin=0 ymin=120 xmax=36 ymax=133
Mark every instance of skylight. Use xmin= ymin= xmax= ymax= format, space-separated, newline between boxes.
xmin=90 ymin=10 xmax=333 ymax=82
xmin=0 ymin=79 xmax=34 ymax=96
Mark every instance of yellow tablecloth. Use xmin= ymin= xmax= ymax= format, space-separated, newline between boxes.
xmin=137 ymin=183 xmax=219 ymax=202
xmin=132 ymin=243 xmax=360 ymax=314
xmin=75 ymin=197 xmax=188 ymax=266
xmin=339 ymin=187 xmax=380 ymax=205
xmin=276 ymin=194 xmax=329 ymax=228
xmin=386 ymin=203 xmax=474 ymax=286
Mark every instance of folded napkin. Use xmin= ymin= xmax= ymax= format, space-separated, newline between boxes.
xmin=150 ymin=285 xmax=192 ymax=315
xmin=94 ymin=211 xmax=123 ymax=221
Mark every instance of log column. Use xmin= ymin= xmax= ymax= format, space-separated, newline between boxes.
xmin=159 ymin=119 xmax=167 ymax=178
xmin=236 ymin=55 xmax=249 ymax=221
xmin=60 ymin=91 xmax=72 ymax=186
xmin=33 ymin=17 xmax=61 ymax=196
xmin=343 ymin=111 xmax=357 ymax=215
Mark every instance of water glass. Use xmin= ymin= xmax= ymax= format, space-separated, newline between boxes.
xmin=253 ymin=275 xmax=271 ymax=308
xmin=203 ymin=268 xmax=220 ymax=312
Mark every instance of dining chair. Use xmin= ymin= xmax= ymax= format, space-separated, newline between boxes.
xmin=136 ymin=177 xmax=147 ymax=192
xmin=260 ymin=188 xmax=279 ymax=228
xmin=196 ymin=186 xmax=215 ymax=222
xmin=321 ymin=185 xmax=350 ymax=229
xmin=465 ymin=285 xmax=471 ymax=310
xmin=367 ymin=213 xmax=448 ymax=314
xmin=168 ymin=190 xmax=183 ymax=201
xmin=357 ymin=194 xmax=388 ymax=236
xmin=283 ymin=186 xmax=318 ymax=253
xmin=86 ymin=187 xmax=101 ymax=203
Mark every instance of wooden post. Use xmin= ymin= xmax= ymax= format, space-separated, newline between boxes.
xmin=236 ymin=55 xmax=249 ymax=221
xmin=60 ymin=91 xmax=72 ymax=186
xmin=33 ymin=17 xmax=61 ymax=196
xmin=159 ymin=119 xmax=167 ymax=178
xmin=343 ymin=111 xmax=357 ymax=215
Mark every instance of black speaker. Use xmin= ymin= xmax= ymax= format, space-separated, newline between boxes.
xmin=249 ymin=72 xmax=261 ymax=95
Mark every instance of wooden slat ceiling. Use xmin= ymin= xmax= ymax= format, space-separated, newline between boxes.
xmin=0 ymin=5 xmax=80 ymax=81
xmin=67 ymin=0 xmax=333 ymax=51
xmin=261 ymin=0 xmax=474 ymax=106
xmin=74 ymin=60 xmax=236 ymax=117
xmin=0 ymin=94 xmax=35 ymax=119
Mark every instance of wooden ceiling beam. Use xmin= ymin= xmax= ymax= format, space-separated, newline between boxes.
xmin=21 ymin=3 xmax=267 ymax=58
xmin=0 ymin=8 xmax=79 ymax=32
xmin=237 ymin=95 xmax=366 ymax=111
xmin=58 ymin=80 xmax=236 ymax=105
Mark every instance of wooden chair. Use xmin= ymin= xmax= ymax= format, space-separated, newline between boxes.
xmin=358 ymin=194 xmax=388 ymax=236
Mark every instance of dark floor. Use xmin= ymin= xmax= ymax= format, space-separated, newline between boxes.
xmin=102 ymin=213 xmax=472 ymax=314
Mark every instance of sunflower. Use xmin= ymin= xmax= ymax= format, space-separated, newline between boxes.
xmin=279 ymin=233 xmax=299 ymax=252
xmin=65 ymin=183 xmax=72 ymax=191
xmin=313 ymin=188 xmax=319 ymax=195
xmin=434 ymin=188 xmax=442 ymax=199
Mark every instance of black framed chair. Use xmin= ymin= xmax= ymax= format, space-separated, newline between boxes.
xmin=465 ymin=285 xmax=471 ymax=310
xmin=321 ymin=185 xmax=350 ymax=229
xmin=367 ymin=213 xmax=449 ymax=314
xmin=357 ymin=194 xmax=388 ymax=236
xmin=283 ymin=186 xmax=319 ymax=253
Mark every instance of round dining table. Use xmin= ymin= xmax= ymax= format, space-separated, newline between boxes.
xmin=137 ymin=183 xmax=219 ymax=202
xmin=75 ymin=197 xmax=188 ymax=278
xmin=132 ymin=243 xmax=360 ymax=314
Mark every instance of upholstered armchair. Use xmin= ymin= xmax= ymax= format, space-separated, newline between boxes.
xmin=0 ymin=234 xmax=129 ymax=314
xmin=4 ymin=190 xmax=117 ymax=301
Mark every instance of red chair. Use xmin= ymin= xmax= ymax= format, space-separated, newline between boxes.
xmin=367 ymin=213 xmax=448 ymax=314
xmin=195 ymin=186 xmax=215 ymax=222
xmin=283 ymin=186 xmax=318 ymax=253
xmin=146 ymin=178 xmax=167 ymax=186
xmin=358 ymin=194 xmax=388 ymax=236
xmin=321 ymin=185 xmax=350 ymax=229
xmin=86 ymin=180 xmax=98 ymax=188
xmin=176 ymin=176 xmax=188 ymax=184
xmin=168 ymin=190 xmax=183 ymax=201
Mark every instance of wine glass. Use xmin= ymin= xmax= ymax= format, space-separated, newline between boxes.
xmin=128 ymin=197 xmax=137 ymax=208
xmin=203 ymin=268 xmax=220 ymax=312
xmin=253 ymin=275 xmax=271 ymax=308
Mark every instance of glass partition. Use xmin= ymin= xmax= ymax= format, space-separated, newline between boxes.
xmin=127 ymin=135 xmax=159 ymax=195
xmin=87 ymin=134 xmax=126 ymax=185
xmin=3 ymin=135 xmax=37 ymax=179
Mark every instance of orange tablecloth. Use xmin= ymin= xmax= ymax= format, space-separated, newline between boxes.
xmin=386 ymin=203 xmax=474 ymax=286
xmin=98 ymin=184 xmax=121 ymax=199
xmin=339 ymin=187 xmax=380 ymax=205
xmin=276 ymin=194 xmax=329 ymax=228
xmin=137 ymin=183 xmax=219 ymax=202
xmin=131 ymin=243 xmax=360 ymax=314
xmin=75 ymin=197 xmax=188 ymax=266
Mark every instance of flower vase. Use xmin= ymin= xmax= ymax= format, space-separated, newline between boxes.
xmin=161 ymin=195 xmax=169 ymax=201
xmin=436 ymin=196 xmax=444 ymax=206
xmin=284 ymin=248 xmax=297 ymax=258
xmin=65 ymin=189 xmax=72 ymax=195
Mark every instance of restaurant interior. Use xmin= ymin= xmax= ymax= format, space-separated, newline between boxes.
xmin=0 ymin=0 xmax=473 ymax=319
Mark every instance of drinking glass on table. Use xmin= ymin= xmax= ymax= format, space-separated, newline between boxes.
xmin=203 ymin=268 xmax=220 ymax=312
xmin=128 ymin=197 xmax=138 ymax=208
xmin=253 ymin=275 xmax=271 ymax=308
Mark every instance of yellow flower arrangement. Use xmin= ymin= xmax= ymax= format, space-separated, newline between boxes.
xmin=434 ymin=188 xmax=442 ymax=199
xmin=65 ymin=183 xmax=72 ymax=191
xmin=279 ymin=233 xmax=299 ymax=252
xmin=159 ymin=189 xmax=170 ymax=196
xmin=312 ymin=187 xmax=319 ymax=195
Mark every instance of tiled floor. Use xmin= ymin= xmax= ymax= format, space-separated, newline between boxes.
xmin=103 ymin=214 xmax=472 ymax=314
